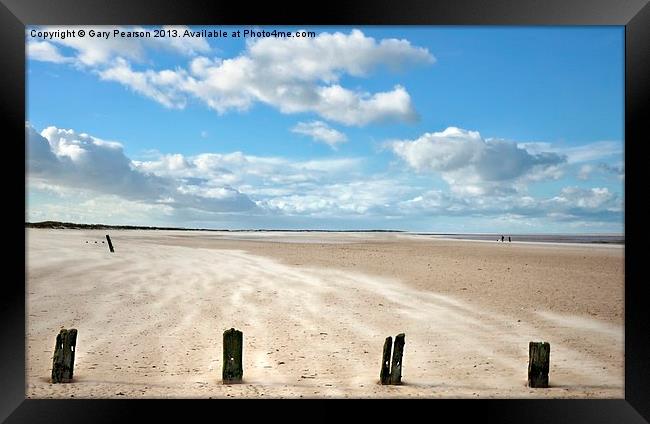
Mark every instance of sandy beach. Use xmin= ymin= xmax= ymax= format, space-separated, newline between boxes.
xmin=25 ymin=229 xmax=624 ymax=398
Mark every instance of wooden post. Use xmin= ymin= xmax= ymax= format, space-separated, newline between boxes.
xmin=380 ymin=336 xmax=392 ymax=384
xmin=51 ymin=328 xmax=77 ymax=383
xmin=528 ymin=341 xmax=550 ymax=388
xmin=223 ymin=328 xmax=243 ymax=383
xmin=389 ymin=333 xmax=405 ymax=385
xmin=105 ymin=234 xmax=114 ymax=253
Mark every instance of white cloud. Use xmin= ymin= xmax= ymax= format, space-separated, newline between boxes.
xmin=577 ymin=162 xmax=625 ymax=181
xmin=598 ymin=162 xmax=625 ymax=180
xmin=56 ymin=139 xmax=385 ymax=219
xmin=27 ymin=193 xmax=175 ymax=226
xmin=394 ymin=185 xmax=622 ymax=226
xmin=31 ymin=26 xmax=148 ymax=66
xmin=561 ymin=141 xmax=622 ymax=164
xmin=548 ymin=186 xmax=619 ymax=211
xmin=132 ymin=150 xmax=407 ymax=217
xmin=158 ymin=26 xmax=212 ymax=56
xmin=291 ymin=121 xmax=347 ymax=148
xmin=520 ymin=140 xmax=621 ymax=164
xmin=179 ymin=28 xmax=433 ymax=125
xmin=390 ymin=127 xmax=566 ymax=195
xmin=29 ymin=28 xmax=433 ymax=126
xmin=29 ymin=25 xmax=211 ymax=67
xmin=578 ymin=164 xmax=595 ymax=180
xmin=247 ymin=29 xmax=434 ymax=81
xmin=312 ymin=84 xmax=417 ymax=126
xmin=26 ymin=123 xmax=255 ymax=214
xmin=97 ymin=58 xmax=188 ymax=108
xmin=26 ymin=122 xmax=623 ymax=229
xmin=134 ymin=151 xmax=363 ymax=186
xmin=391 ymin=127 xmax=482 ymax=173
xmin=27 ymin=41 xmax=71 ymax=63
xmin=225 ymin=153 xmax=617 ymax=222
xmin=256 ymin=179 xmax=410 ymax=217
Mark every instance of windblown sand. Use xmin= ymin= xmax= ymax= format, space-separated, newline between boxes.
xmin=26 ymin=229 xmax=624 ymax=398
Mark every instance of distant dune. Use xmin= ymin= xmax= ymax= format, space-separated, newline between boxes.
xmin=25 ymin=221 xmax=201 ymax=231
xmin=24 ymin=221 xmax=404 ymax=232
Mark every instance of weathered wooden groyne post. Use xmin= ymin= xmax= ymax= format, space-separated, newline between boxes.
xmin=105 ymin=234 xmax=114 ymax=252
xmin=528 ymin=341 xmax=550 ymax=388
xmin=223 ymin=328 xmax=243 ymax=383
xmin=380 ymin=333 xmax=405 ymax=385
xmin=51 ymin=328 xmax=78 ymax=383
xmin=390 ymin=333 xmax=405 ymax=384
xmin=380 ymin=336 xmax=392 ymax=384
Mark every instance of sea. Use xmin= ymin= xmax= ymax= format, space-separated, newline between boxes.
xmin=416 ymin=233 xmax=624 ymax=245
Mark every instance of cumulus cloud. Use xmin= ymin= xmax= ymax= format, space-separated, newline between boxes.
xmin=291 ymin=121 xmax=347 ymax=148
xmin=136 ymin=147 xmax=620 ymax=224
xmin=26 ymin=123 xmax=255 ymax=214
xmin=247 ymin=29 xmax=433 ymax=81
xmin=28 ymin=28 xmax=433 ymax=126
xmin=26 ymin=122 xmax=623 ymax=230
xmin=390 ymin=127 xmax=567 ymax=195
xmin=169 ymin=29 xmax=432 ymax=125
xmin=27 ymin=124 xmax=383 ymax=221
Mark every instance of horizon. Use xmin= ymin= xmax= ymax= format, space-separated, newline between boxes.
xmin=26 ymin=26 xmax=624 ymax=233
xmin=24 ymin=220 xmax=624 ymax=236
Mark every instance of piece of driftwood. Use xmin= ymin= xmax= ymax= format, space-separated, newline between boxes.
xmin=389 ymin=333 xmax=405 ymax=384
xmin=528 ymin=341 xmax=550 ymax=388
xmin=223 ymin=328 xmax=243 ymax=383
xmin=380 ymin=336 xmax=392 ymax=384
xmin=51 ymin=328 xmax=77 ymax=383
xmin=105 ymin=234 xmax=114 ymax=252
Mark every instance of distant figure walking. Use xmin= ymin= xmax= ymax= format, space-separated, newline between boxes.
xmin=501 ymin=235 xmax=504 ymax=242
xmin=508 ymin=236 xmax=511 ymax=242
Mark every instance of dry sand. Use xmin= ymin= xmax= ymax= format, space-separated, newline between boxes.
xmin=25 ymin=229 xmax=624 ymax=398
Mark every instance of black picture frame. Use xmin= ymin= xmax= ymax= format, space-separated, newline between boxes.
xmin=3 ymin=0 xmax=649 ymax=422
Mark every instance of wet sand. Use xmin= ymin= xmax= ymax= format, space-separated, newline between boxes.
xmin=26 ymin=229 xmax=624 ymax=398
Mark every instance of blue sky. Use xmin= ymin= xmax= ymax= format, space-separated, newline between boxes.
xmin=26 ymin=26 xmax=624 ymax=232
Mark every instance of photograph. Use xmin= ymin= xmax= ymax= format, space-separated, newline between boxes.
xmin=23 ymin=24 xmax=627 ymax=400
